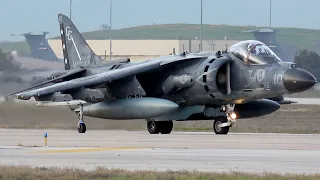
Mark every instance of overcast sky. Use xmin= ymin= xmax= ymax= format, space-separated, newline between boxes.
xmin=1 ymin=0 xmax=319 ymax=41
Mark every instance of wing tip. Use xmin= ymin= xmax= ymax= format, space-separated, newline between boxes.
xmin=14 ymin=94 xmax=31 ymax=101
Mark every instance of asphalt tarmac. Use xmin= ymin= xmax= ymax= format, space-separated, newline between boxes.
xmin=286 ymin=97 xmax=320 ymax=105
xmin=0 ymin=129 xmax=320 ymax=174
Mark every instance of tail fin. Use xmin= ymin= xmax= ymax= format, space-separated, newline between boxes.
xmin=23 ymin=32 xmax=59 ymax=61
xmin=58 ymin=13 xmax=104 ymax=70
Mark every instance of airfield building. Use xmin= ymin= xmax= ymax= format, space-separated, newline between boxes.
xmin=48 ymin=39 xmax=239 ymax=62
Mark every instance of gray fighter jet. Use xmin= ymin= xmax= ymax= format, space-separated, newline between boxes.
xmin=12 ymin=14 xmax=317 ymax=135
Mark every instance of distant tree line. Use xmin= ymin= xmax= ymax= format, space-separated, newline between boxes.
xmin=0 ymin=48 xmax=24 ymax=84
xmin=294 ymin=49 xmax=320 ymax=80
xmin=0 ymin=48 xmax=21 ymax=72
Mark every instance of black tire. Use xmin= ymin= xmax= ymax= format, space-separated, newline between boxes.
xmin=213 ymin=116 xmax=229 ymax=135
xmin=78 ymin=123 xmax=86 ymax=133
xmin=160 ymin=121 xmax=173 ymax=134
xmin=147 ymin=121 xmax=161 ymax=134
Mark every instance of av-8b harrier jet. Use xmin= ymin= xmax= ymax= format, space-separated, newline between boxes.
xmin=13 ymin=14 xmax=317 ymax=135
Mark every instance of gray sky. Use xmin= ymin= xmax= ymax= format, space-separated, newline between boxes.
xmin=1 ymin=0 xmax=319 ymax=41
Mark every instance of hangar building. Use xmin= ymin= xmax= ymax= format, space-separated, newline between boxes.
xmin=48 ymin=39 xmax=240 ymax=62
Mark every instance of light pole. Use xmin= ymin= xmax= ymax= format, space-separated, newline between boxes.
xmin=200 ymin=0 xmax=203 ymax=51
xmin=269 ymin=0 xmax=272 ymax=28
xmin=70 ymin=0 xmax=72 ymax=20
xmin=109 ymin=0 xmax=112 ymax=61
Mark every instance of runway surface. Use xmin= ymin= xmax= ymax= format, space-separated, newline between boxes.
xmin=286 ymin=97 xmax=320 ymax=105
xmin=0 ymin=129 xmax=320 ymax=174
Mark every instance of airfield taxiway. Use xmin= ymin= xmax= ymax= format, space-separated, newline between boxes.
xmin=0 ymin=129 xmax=320 ymax=174
xmin=285 ymin=97 xmax=320 ymax=105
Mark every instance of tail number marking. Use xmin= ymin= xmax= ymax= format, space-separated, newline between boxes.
xmin=274 ymin=74 xmax=283 ymax=85
xmin=65 ymin=26 xmax=82 ymax=61
xmin=66 ymin=26 xmax=73 ymax=41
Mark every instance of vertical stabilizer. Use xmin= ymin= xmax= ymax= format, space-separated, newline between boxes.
xmin=58 ymin=13 xmax=104 ymax=70
xmin=23 ymin=32 xmax=59 ymax=61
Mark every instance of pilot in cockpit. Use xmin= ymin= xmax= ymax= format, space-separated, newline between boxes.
xmin=249 ymin=46 xmax=257 ymax=55
xmin=228 ymin=40 xmax=282 ymax=65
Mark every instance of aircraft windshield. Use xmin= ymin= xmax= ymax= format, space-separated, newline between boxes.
xmin=228 ymin=40 xmax=282 ymax=65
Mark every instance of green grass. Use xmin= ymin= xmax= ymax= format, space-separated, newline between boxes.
xmin=1 ymin=165 xmax=319 ymax=180
xmin=2 ymin=23 xmax=320 ymax=54
xmin=0 ymin=41 xmax=30 ymax=54
xmin=1 ymin=102 xmax=320 ymax=134
xmin=285 ymin=91 xmax=320 ymax=98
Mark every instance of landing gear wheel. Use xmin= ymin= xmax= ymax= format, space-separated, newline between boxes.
xmin=77 ymin=104 xmax=86 ymax=133
xmin=147 ymin=120 xmax=173 ymax=134
xmin=78 ymin=123 xmax=86 ymax=133
xmin=213 ymin=116 xmax=230 ymax=135
xmin=160 ymin=121 xmax=173 ymax=134
xmin=147 ymin=121 xmax=161 ymax=134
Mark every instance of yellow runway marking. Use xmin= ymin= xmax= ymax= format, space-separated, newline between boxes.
xmin=34 ymin=147 xmax=143 ymax=154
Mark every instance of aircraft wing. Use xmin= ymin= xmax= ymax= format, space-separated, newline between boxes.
xmin=14 ymin=55 xmax=205 ymax=100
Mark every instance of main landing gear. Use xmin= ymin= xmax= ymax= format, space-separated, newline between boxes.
xmin=147 ymin=120 xmax=173 ymax=134
xmin=77 ymin=104 xmax=86 ymax=133
xmin=146 ymin=104 xmax=237 ymax=135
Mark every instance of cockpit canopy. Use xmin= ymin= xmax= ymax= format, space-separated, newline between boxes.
xmin=228 ymin=40 xmax=282 ymax=65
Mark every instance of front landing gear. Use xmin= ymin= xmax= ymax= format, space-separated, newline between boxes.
xmin=77 ymin=104 xmax=86 ymax=133
xmin=213 ymin=104 xmax=236 ymax=135
xmin=213 ymin=116 xmax=229 ymax=134
xmin=147 ymin=120 xmax=173 ymax=134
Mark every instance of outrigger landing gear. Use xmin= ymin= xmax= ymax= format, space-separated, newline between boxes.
xmin=147 ymin=120 xmax=173 ymax=134
xmin=77 ymin=104 xmax=86 ymax=133
xmin=213 ymin=104 xmax=236 ymax=135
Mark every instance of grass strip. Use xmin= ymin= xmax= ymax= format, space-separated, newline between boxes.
xmin=0 ymin=165 xmax=319 ymax=180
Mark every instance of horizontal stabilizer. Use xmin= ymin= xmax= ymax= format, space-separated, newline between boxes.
xmin=36 ymin=100 xmax=87 ymax=107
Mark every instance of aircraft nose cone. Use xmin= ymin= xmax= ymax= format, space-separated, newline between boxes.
xmin=283 ymin=68 xmax=317 ymax=93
